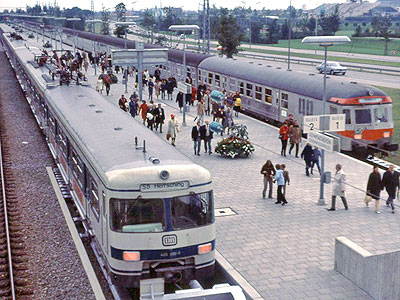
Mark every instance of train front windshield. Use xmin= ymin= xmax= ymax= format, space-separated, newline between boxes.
xmin=111 ymin=191 xmax=214 ymax=233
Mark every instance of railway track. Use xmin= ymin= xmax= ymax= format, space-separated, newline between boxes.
xmin=0 ymin=139 xmax=32 ymax=299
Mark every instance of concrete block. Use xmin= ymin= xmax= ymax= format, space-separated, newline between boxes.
xmin=334 ymin=236 xmax=400 ymax=300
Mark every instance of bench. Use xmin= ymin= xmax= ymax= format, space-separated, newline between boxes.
xmin=45 ymin=64 xmax=58 ymax=73
xmin=42 ymin=74 xmax=53 ymax=83
xmin=28 ymin=60 xmax=40 ymax=69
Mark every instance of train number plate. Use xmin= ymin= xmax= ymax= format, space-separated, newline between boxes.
xmin=162 ymin=235 xmax=177 ymax=246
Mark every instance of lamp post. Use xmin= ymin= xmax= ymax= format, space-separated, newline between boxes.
xmin=55 ymin=17 xmax=66 ymax=51
xmin=169 ymin=24 xmax=200 ymax=127
xmin=66 ymin=18 xmax=81 ymax=53
xmin=85 ymin=19 xmax=102 ymax=75
xmin=115 ymin=21 xmax=137 ymax=93
xmin=301 ymin=36 xmax=351 ymax=205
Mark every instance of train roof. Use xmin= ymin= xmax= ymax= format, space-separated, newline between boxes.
xmin=23 ymin=21 xmax=211 ymax=67
xmin=198 ymin=56 xmax=388 ymax=101
xmin=2 ymin=29 xmax=211 ymax=189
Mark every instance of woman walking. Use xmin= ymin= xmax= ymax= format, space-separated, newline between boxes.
xmin=367 ymin=165 xmax=382 ymax=213
xmin=167 ymin=114 xmax=179 ymax=146
xmin=279 ymin=122 xmax=290 ymax=156
xmin=260 ymin=160 xmax=276 ymax=199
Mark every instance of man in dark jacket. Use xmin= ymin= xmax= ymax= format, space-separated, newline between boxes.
xmin=154 ymin=103 xmax=165 ymax=133
xmin=301 ymin=143 xmax=313 ymax=176
xmin=201 ymin=120 xmax=213 ymax=155
xmin=382 ymin=164 xmax=399 ymax=213
xmin=154 ymin=67 xmax=161 ymax=81
xmin=176 ymin=92 xmax=184 ymax=112
xmin=191 ymin=121 xmax=202 ymax=156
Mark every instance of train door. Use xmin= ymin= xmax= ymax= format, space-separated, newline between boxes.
xmin=87 ymin=173 xmax=101 ymax=243
xmin=275 ymin=89 xmax=281 ymax=122
xmin=280 ymin=92 xmax=289 ymax=119
xmin=101 ymin=191 xmax=108 ymax=253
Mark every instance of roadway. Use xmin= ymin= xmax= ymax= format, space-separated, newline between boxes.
xmin=125 ymin=31 xmax=400 ymax=90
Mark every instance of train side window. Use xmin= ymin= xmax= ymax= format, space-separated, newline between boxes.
xmin=255 ymin=86 xmax=262 ymax=101
xmin=215 ymin=74 xmax=220 ymax=87
xmin=343 ymin=109 xmax=351 ymax=124
xmin=57 ymin=127 xmax=68 ymax=158
xmin=281 ymin=93 xmax=288 ymax=109
xmin=330 ymin=105 xmax=338 ymax=114
xmin=246 ymin=83 xmax=253 ymax=97
xmin=48 ymin=115 xmax=56 ymax=137
xmin=102 ymin=192 xmax=106 ymax=218
xmin=265 ymin=88 xmax=272 ymax=104
xmin=208 ymin=72 xmax=213 ymax=85
xmin=198 ymin=70 xmax=202 ymax=82
xmin=239 ymin=81 xmax=244 ymax=96
xmin=71 ymin=149 xmax=85 ymax=189
xmin=89 ymin=174 xmax=100 ymax=218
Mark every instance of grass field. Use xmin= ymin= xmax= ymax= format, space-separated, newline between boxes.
xmin=265 ymin=38 xmax=400 ymax=57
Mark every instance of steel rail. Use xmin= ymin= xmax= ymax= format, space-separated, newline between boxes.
xmin=0 ymin=140 xmax=16 ymax=300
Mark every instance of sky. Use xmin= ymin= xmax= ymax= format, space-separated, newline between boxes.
xmin=0 ymin=0 xmax=378 ymax=12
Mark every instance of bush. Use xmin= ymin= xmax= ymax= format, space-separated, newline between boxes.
xmin=215 ymin=124 xmax=255 ymax=158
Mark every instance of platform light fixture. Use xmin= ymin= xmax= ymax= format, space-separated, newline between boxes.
xmin=302 ymin=35 xmax=351 ymax=205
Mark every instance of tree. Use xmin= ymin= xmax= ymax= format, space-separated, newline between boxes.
xmin=267 ymin=19 xmax=279 ymax=44
xmin=114 ymin=2 xmax=127 ymax=38
xmin=371 ymin=15 xmax=392 ymax=56
xmin=250 ymin=20 xmax=262 ymax=43
xmin=319 ymin=6 xmax=340 ymax=36
xmin=280 ymin=20 xmax=289 ymax=39
xmin=101 ymin=8 xmax=110 ymax=35
xmin=353 ymin=25 xmax=362 ymax=37
xmin=141 ymin=9 xmax=157 ymax=31
xmin=215 ymin=9 xmax=243 ymax=58
xmin=161 ymin=7 xmax=182 ymax=31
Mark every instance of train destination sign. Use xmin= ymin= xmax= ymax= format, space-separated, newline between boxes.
xmin=140 ymin=181 xmax=190 ymax=192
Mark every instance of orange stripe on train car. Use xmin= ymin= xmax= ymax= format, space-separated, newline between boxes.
xmin=337 ymin=128 xmax=393 ymax=140
xmin=329 ymin=96 xmax=392 ymax=105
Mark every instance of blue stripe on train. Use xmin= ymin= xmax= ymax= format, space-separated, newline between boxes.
xmin=111 ymin=240 xmax=215 ymax=261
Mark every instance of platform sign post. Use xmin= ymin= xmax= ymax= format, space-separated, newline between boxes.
xmin=111 ymin=46 xmax=168 ymax=100
xmin=304 ymin=113 xmax=345 ymax=206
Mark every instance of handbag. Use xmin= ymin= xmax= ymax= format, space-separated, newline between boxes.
xmin=166 ymin=133 xmax=171 ymax=141
xmin=279 ymin=134 xmax=283 ymax=139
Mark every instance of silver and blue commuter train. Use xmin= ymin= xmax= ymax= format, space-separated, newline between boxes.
xmin=0 ymin=25 xmax=216 ymax=288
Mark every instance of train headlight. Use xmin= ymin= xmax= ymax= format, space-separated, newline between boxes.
xmin=198 ymin=243 xmax=212 ymax=255
xmin=354 ymin=134 xmax=362 ymax=140
xmin=384 ymin=132 xmax=390 ymax=138
xmin=123 ymin=251 xmax=140 ymax=261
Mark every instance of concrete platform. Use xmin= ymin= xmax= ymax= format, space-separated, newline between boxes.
xmin=88 ymin=70 xmax=400 ymax=300
xmin=15 ymin=31 xmax=400 ymax=300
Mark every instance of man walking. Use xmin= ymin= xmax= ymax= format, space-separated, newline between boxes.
xmin=191 ymin=121 xmax=202 ymax=156
xmin=328 ymin=164 xmax=348 ymax=211
xmin=274 ymin=164 xmax=288 ymax=205
xmin=301 ymin=143 xmax=313 ymax=176
xmin=201 ymin=120 xmax=213 ymax=155
xmin=148 ymin=78 xmax=154 ymax=100
xmin=311 ymin=146 xmax=321 ymax=174
xmin=382 ymin=164 xmax=399 ymax=213
xmin=154 ymin=103 xmax=165 ymax=133
xmin=167 ymin=114 xmax=179 ymax=146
